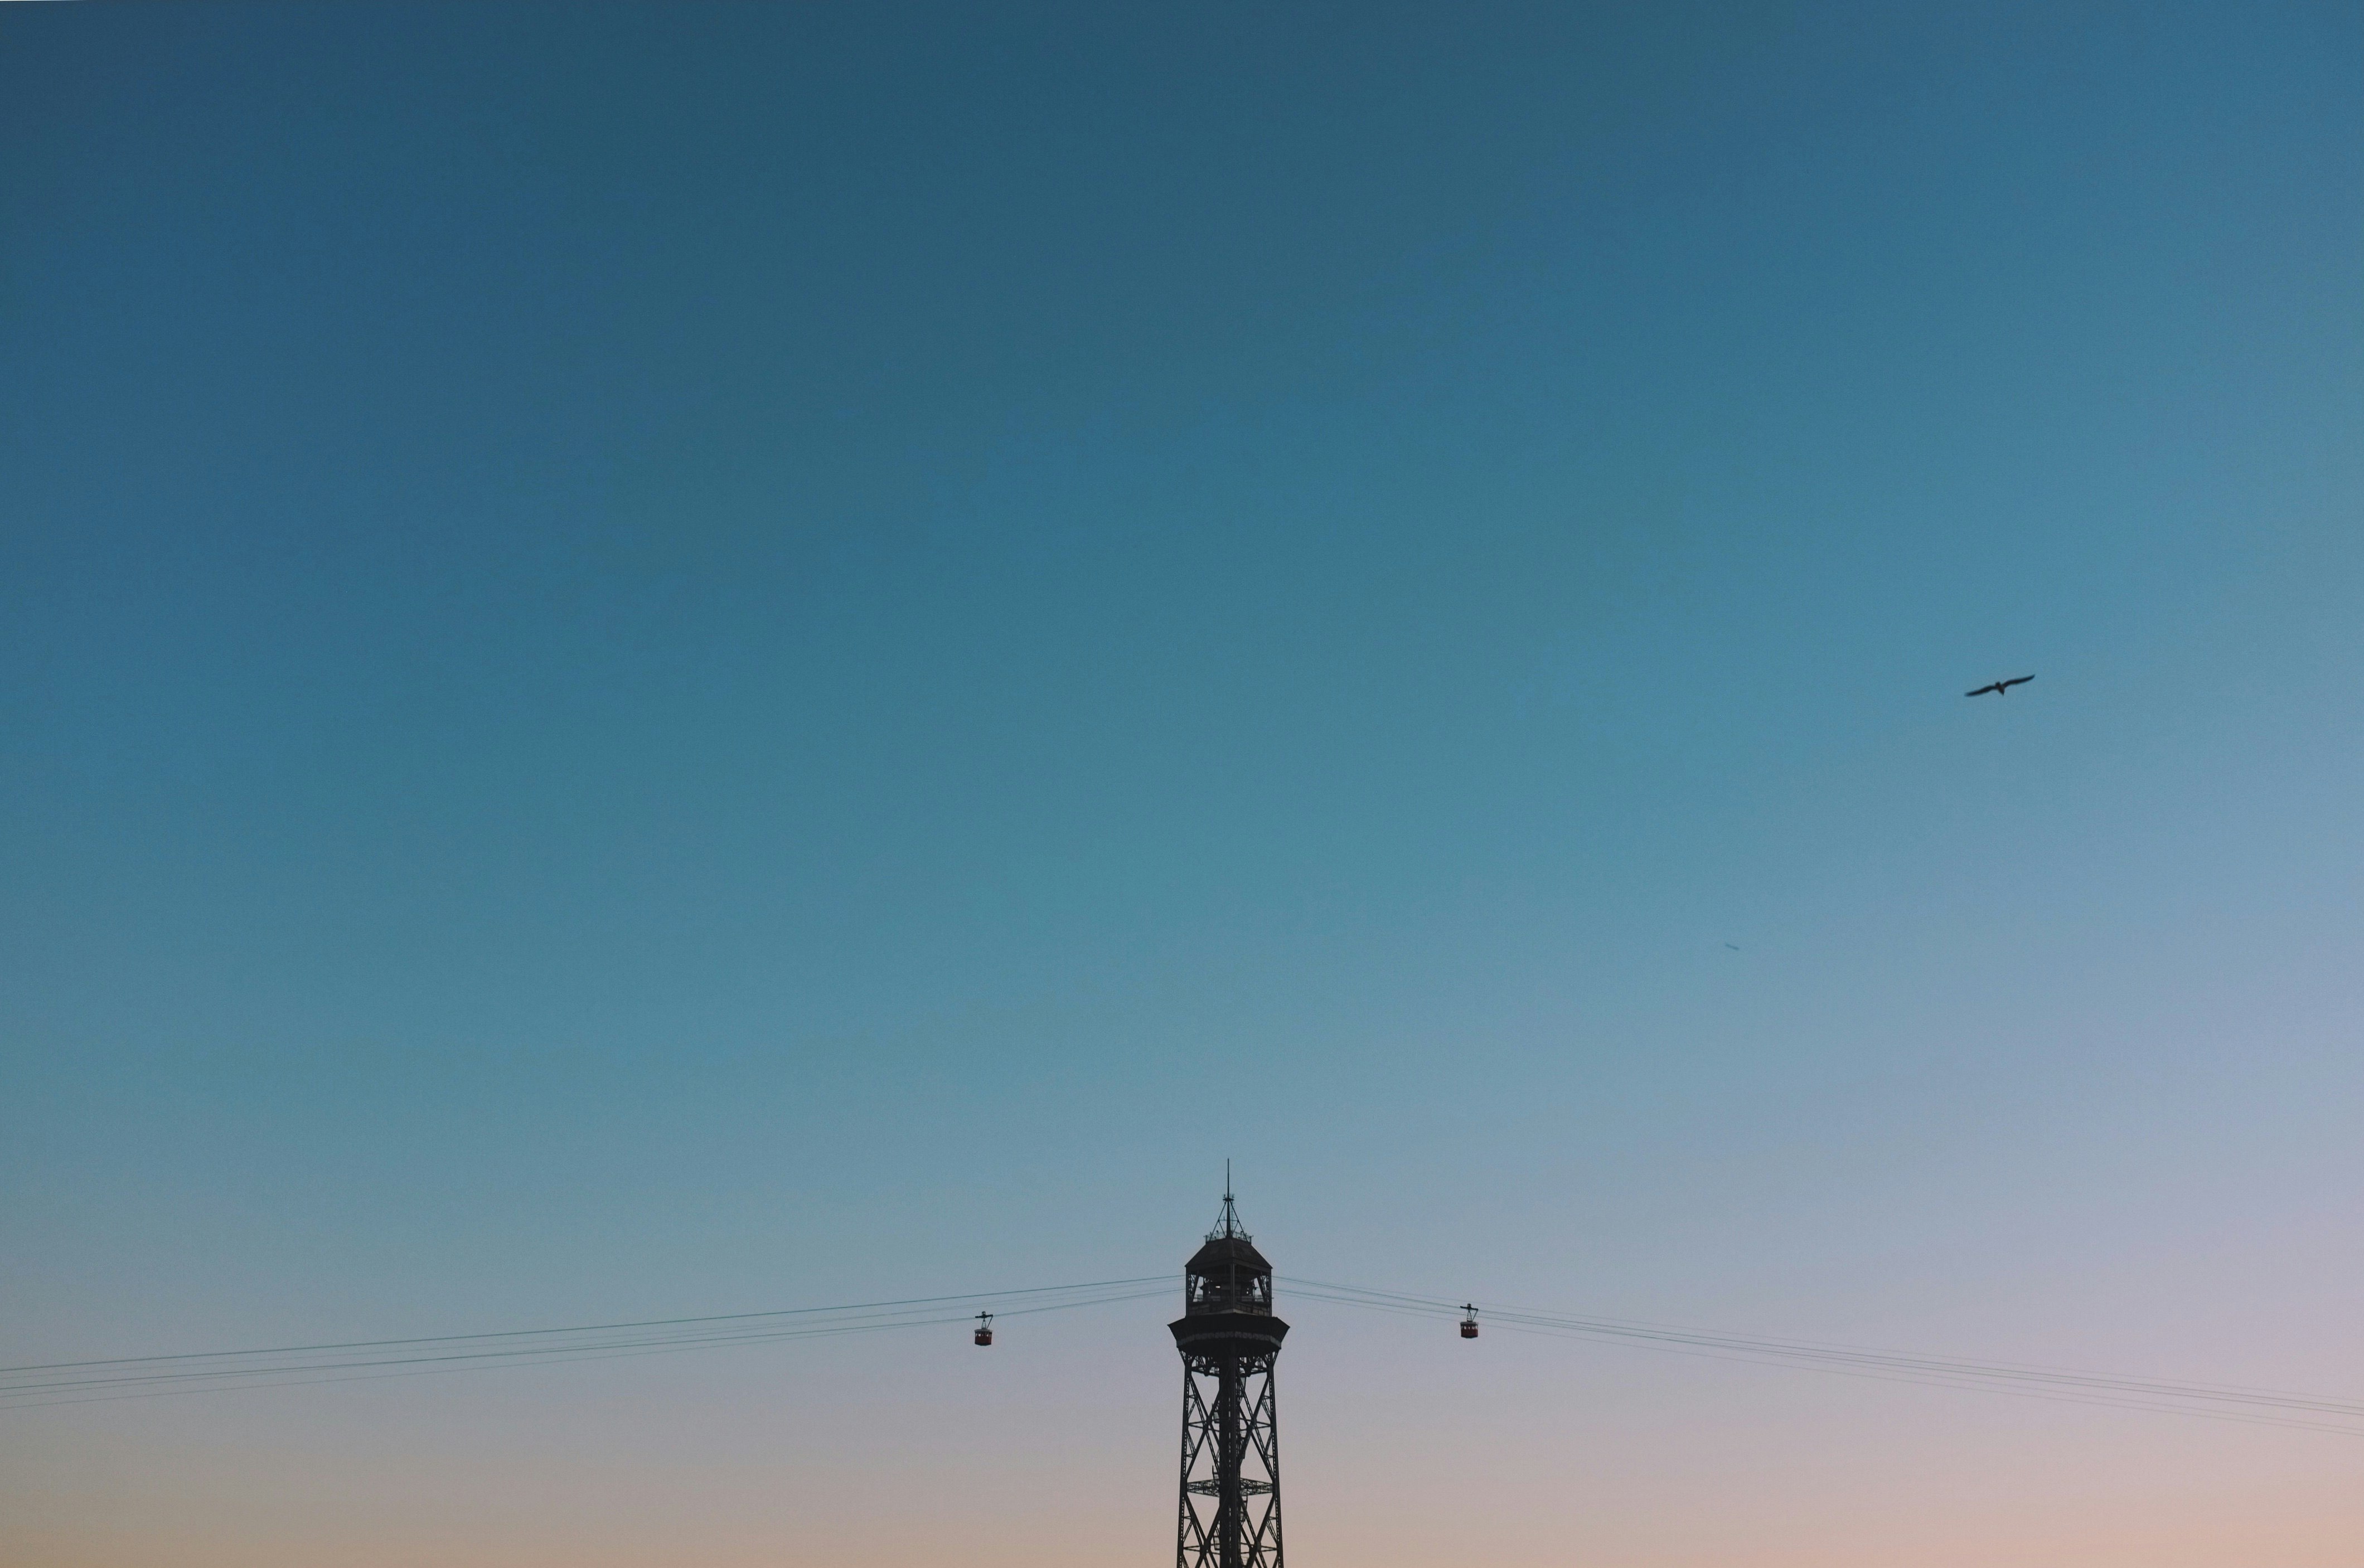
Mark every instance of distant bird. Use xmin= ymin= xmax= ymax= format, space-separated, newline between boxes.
xmin=1965 ymin=674 xmax=2034 ymax=698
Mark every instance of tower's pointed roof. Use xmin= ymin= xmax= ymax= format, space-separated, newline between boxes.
xmin=1186 ymin=1232 xmax=1272 ymax=1274
xmin=1185 ymin=1179 xmax=1272 ymax=1275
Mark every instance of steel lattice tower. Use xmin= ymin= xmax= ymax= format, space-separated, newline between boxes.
xmin=1169 ymin=1182 xmax=1287 ymax=1568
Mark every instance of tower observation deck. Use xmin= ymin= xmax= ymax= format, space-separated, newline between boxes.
xmin=1170 ymin=1183 xmax=1287 ymax=1568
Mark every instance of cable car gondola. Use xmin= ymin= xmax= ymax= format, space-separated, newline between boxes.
xmin=973 ymin=1311 xmax=994 ymax=1346
xmin=1460 ymin=1304 xmax=1479 ymax=1339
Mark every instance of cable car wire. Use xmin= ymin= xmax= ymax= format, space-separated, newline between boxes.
xmin=0 ymin=1281 xmax=1173 ymax=1411
xmin=1 ymin=1275 xmax=1172 ymax=1375
xmin=10 ymin=1269 xmax=2358 ymax=1440
xmin=1277 ymin=1277 xmax=2364 ymax=1436
xmin=1283 ymin=1275 xmax=2364 ymax=1414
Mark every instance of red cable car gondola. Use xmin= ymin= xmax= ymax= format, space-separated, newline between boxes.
xmin=1460 ymin=1304 xmax=1479 ymax=1338
xmin=973 ymin=1312 xmax=994 ymax=1346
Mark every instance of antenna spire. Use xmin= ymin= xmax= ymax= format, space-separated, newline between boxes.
xmin=1210 ymin=1162 xmax=1247 ymax=1240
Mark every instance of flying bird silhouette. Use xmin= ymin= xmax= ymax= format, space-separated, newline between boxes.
xmin=1965 ymin=675 xmax=2034 ymax=698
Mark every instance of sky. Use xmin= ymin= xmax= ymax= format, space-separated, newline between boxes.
xmin=2 ymin=2 xmax=2360 ymax=1564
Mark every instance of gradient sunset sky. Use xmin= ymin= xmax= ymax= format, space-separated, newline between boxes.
xmin=3 ymin=4 xmax=2360 ymax=1564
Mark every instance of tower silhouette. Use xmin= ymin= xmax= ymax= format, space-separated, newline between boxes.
xmin=1170 ymin=1178 xmax=1287 ymax=1568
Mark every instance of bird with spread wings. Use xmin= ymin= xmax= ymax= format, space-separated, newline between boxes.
xmin=1965 ymin=674 xmax=2034 ymax=697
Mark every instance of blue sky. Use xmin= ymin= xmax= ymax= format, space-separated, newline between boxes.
xmin=3 ymin=4 xmax=2360 ymax=1564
